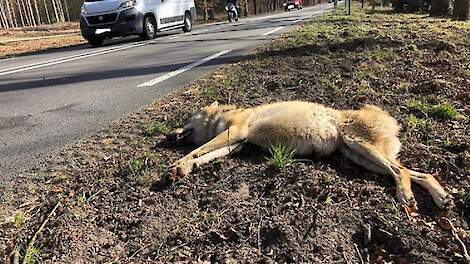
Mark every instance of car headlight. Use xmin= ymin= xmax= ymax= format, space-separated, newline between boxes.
xmin=81 ymin=6 xmax=87 ymax=14
xmin=118 ymin=0 xmax=136 ymax=9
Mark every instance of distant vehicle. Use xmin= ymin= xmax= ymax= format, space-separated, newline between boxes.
xmin=80 ymin=0 xmax=196 ymax=47
xmin=283 ymin=0 xmax=303 ymax=11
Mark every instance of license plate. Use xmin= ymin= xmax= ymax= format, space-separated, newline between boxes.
xmin=95 ymin=28 xmax=111 ymax=35
xmin=288 ymin=4 xmax=294 ymax=8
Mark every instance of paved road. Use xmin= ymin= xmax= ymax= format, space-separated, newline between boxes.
xmin=0 ymin=4 xmax=331 ymax=184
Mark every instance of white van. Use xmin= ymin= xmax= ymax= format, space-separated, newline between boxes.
xmin=80 ymin=0 xmax=196 ymax=46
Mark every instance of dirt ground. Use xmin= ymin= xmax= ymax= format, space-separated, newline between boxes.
xmin=1 ymin=5 xmax=469 ymax=264
xmin=0 ymin=22 xmax=85 ymax=59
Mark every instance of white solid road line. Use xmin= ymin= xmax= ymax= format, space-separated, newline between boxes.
xmin=0 ymin=41 xmax=149 ymax=77
xmin=138 ymin=50 xmax=231 ymax=87
xmin=263 ymin=26 xmax=284 ymax=36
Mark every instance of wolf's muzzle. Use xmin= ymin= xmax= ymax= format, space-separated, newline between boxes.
xmin=166 ymin=128 xmax=194 ymax=143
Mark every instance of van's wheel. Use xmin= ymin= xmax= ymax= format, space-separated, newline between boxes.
xmin=182 ymin=12 xmax=192 ymax=32
xmin=142 ymin=15 xmax=157 ymax=39
xmin=87 ymin=36 xmax=104 ymax=47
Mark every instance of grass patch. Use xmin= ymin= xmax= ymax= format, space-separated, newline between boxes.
xmin=14 ymin=212 xmax=25 ymax=228
xmin=131 ymin=158 xmax=145 ymax=173
xmin=406 ymin=114 xmax=434 ymax=130
xmin=407 ymin=100 xmax=459 ymax=120
xmin=24 ymin=246 xmax=40 ymax=264
xmin=144 ymin=121 xmax=171 ymax=136
xmin=267 ymin=143 xmax=296 ymax=170
xmin=324 ymin=195 xmax=334 ymax=205
xmin=428 ymin=103 xmax=460 ymax=119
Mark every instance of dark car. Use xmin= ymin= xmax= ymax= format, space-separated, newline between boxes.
xmin=283 ymin=0 xmax=303 ymax=11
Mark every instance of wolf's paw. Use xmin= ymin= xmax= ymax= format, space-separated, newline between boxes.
xmin=171 ymin=161 xmax=193 ymax=180
xmin=434 ymin=192 xmax=454 ymax=210
xmin=397 ymin=190 xmax=418 ymax=212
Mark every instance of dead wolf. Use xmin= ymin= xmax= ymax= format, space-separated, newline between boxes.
xmin=167 ymin=101 xmax=453 ymax=210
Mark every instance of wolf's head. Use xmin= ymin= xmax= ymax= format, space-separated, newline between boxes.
xmin=167 ymin=101 xmax=236 ymax=145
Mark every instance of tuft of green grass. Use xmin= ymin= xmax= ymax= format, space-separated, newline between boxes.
xmin=372 ymin=48 xmax=399 ymax=61
xmin=137 ymin=171 xmax=157 ymax=186
xmin=131 ymin=158 xmax=144 ymax=173
xmin=267 ymin=143 xmax=296 ymax=170
xmin=406 ymin=114 xmax=433 ymax=130
xmin=78 ymin=192 xmax=87 ymax=205
xmin=428 ymin=103 xmax=459 ymax=119
xmin=203 ymin=85 xmax=220 ymax=101
xmin=323 ymin=174 xmax=336 ymax=184
xmin=407 ymin=99 xmax=430 ymax=114
xmin=14 ymin=212 xmax=25 ymax=228
xmin=407 ymin=99 xmax=459 ymax=120
xmin=398 ymin=82 xmax=412 ymax=91
xmin=356 ymin=80 xmax=376 ymax=97
xmin=25 ymin=246 xmax=40 ymax=264
xmin=385 ymin=200 xmax=402 ymax=220
xmin=324 ymin=196 xmax=334 ymax=205
xmin=319 ymin=78 xmax=342 ymax=95
xmin=144 ymin=121 xmax=171 ymax=136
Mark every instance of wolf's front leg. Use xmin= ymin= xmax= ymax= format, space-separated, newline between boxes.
xmin=171 ymin=143 xmax=242 ymax=180
xmin=170 ymin=126 xmax=247 ymax=179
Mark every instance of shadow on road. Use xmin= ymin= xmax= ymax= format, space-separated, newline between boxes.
xmin=0 ymin=33 xmax=402 ymax=93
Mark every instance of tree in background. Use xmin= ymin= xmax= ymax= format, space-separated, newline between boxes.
xmin=430 ymin=0 xmax=450 ymax=16
xmin=453 ymin=0 xmax=469 ymax=19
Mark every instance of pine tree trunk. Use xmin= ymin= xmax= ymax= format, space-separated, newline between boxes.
xmin=51 ymin=0 xmax=60 ymax=23
xmin=253 ymin=0 xmax=257 ymax=14
xmin=430 ymin=0 xmax=450 ymax=16
xmin=19 ymin=0 xmax=30 ymax=26
xmin=244 ymin=0 xmax=248 ymax=16
xmin=43 ymin=0 xmax=51 ymax=24
xmin=26 ymin=0 xmax=36 ymax=26
xmin=203 ymin=0 xmax=208 ymax=20
xmin=56 ymin=0 xmax=64 ymax=22
xmin=7 ymin=0 xmax=18 ymax=27
xmin=63 ymin=0 xmax=69 ymax=21
xmin=33 ymin=0 xmax=40 ymax=24
xmin=0 ymin=0 xmax=10 ymax=28
xmin=453 ymin=0 xmax=469 ymax=20
xmin=5 ymin=0 xmax=15 ymax=27
xmin=16 ymin=0 xmax=23 ymax=26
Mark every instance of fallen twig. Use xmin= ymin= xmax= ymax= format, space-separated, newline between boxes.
xmin=257 ymin=215 xmax=264 ymax=252
xmin=442 ymin=217 xmax=470 ymax=263
xmin=21 ymin=200 xmax=61 ymax=264
xmin=342 ymin=251 xmax=351 ymax=264
xmin=129 ymin=243 xmax=153 ymax=259
xmin=354 ymin=243 xmax=365 ymax=264
xmin=11 ymin=248 xmax=19 ymax=264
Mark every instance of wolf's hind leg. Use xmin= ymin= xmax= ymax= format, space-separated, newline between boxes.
xmin=409 ymin=170 xmax=454 ymax=209
xmin=341 ymin=133 xmax=417 ymax=210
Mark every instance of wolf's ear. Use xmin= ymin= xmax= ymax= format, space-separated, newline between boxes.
xmin=210 ymin=101 xmax=219 ymax=107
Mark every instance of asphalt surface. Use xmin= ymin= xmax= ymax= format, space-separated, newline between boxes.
xmin=0 ymin=4 xmax=331 ymax=185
